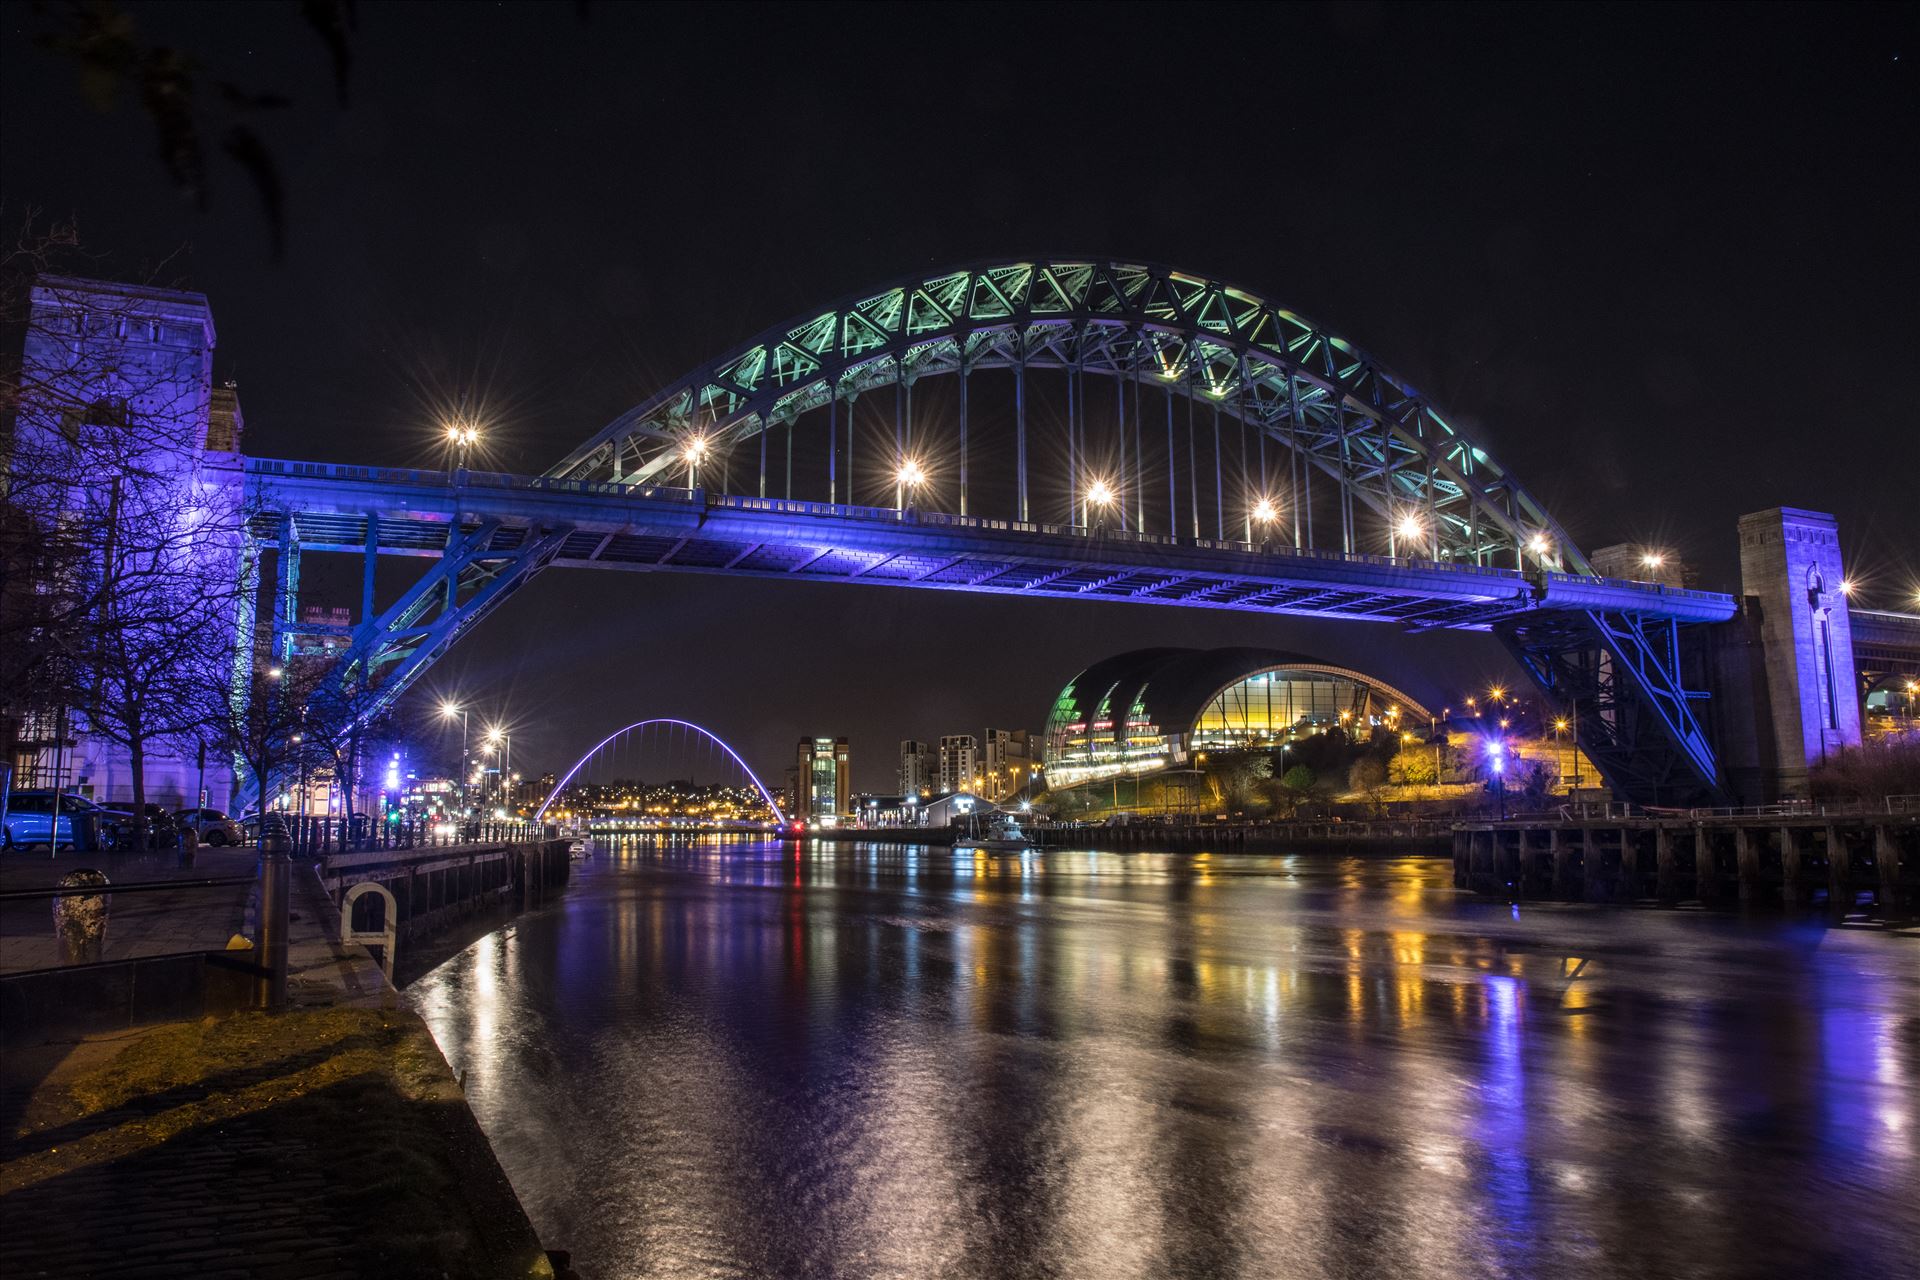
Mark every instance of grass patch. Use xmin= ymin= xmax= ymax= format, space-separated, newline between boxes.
xmin=6 ymin=1008 xmax=552 ymax=1278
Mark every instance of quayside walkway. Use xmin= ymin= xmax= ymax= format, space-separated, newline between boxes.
xmin=0 ymin=843 xmax=580 ymax=1280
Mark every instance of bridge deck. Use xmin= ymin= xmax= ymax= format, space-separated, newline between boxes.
xmin=245 ymin=458 xmax=1737 ymax=629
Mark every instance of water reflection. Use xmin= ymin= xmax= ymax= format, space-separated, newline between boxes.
xmin=412 ymin=839 xmax=1918 ymax=1280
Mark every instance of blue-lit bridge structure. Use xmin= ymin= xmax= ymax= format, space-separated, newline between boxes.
xmin=246 ymin=258 xmax=1741 ymax=807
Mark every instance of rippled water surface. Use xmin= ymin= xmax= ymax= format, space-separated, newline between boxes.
xmin=410 ymin=841 xmax=1918 ymax=1280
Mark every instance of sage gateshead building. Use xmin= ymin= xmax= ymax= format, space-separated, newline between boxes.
xmin=1042 ymin=648 xmax=1432 ymax=788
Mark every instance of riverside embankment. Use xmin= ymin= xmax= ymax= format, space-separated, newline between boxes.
xmin=0 ymin=839 xmax=582 ymax=1280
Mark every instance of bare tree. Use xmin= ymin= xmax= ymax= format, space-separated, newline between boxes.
xmin=3 ymin=211 xmax=252 ymax=843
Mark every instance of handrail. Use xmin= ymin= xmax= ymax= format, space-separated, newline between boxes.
xmin=0 ymin=874 xmax=256 ymax=902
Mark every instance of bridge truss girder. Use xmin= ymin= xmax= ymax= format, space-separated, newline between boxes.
xmin=1496 ymin=610 xmax=1725 ymax=807
xmin=550 ymin=259 xmax=1589 ymax=576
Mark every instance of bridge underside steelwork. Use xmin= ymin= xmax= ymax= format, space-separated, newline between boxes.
xmin=240 ymin=258 xmax=1744 ymax=810
xmin=246 ymin=459 xmax=1736 ymax=808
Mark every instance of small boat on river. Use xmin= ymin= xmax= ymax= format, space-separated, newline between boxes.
xmin=955 ymin=813 xmax=1035 ymax=852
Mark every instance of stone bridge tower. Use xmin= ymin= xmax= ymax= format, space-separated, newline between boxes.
xmin=1736 ymin=508 xmax=1861 ymax=798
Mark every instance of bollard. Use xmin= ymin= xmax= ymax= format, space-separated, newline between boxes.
xmin=52 ymin=869 xmax=113 ymax=965
xmin=256 ymin=851 xmax=290 ymax=1010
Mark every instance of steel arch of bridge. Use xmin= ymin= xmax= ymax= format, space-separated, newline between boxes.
xmin=239 ymin=257 xmax=1743 ymax=809
xmin=534 ymin=718 xmax=787 ymax=825
xmin=552 ymin=258 xmax=1586 ymax=574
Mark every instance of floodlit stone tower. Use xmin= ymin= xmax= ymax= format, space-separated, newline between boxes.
xmin=9 ymin=276 xmax=241 ymax=807
xmin=1737 ymin=508 xmax=1861 ymax=797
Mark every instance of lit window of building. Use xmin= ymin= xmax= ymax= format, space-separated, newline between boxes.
xmin=1041 ymin=648 xmax=1432 ymax=788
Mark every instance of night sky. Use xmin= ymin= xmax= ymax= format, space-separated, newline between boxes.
xmin=4 ymin=2 xmax=1914 ymax=789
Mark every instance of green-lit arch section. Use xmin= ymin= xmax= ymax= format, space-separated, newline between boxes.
xmin=549 ymin=258 xmax=1588 ymax=574
xmin=1042 ymin=646 xmax=1434 ymax=789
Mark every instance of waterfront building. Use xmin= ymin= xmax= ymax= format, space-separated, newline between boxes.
xmin=2 ymin=276 xmax=244 ymax=808
xmin=795 ymin=736 xmax=850 ymax=822
xmin=898 ymin=739 xmax=935 ymax=797
xmin=854 ymin=793 xmax=922 ymax=828
xmin=1042 ymin=648 xmax=1431 ymax=789
xmin=938 ymin=735 xmax=978 ymax=795
xmin=983 ymin=728 xmax=1034 ymax=801
xmin=918 ymin=791 xmax=989 ymax=828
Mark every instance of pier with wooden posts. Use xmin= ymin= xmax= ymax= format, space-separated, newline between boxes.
xmin=1452 ymin=807 xmax=1917 ymax=915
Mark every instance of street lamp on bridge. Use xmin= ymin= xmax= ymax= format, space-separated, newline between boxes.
xmin=1393 ymin=512 xmax=1425 ymax=559
xmin=1084 ymin=477 xmax=1116 ymax=530
xmin=681 ymin=435 xmax=710 ymax=489
xmin=1252 ymin=497 xmax=1279 ymax=547
xmin=895 ymin=457 xmax=926 ymax=512
xmin=444 ymin=421 xmax=481 ymax=473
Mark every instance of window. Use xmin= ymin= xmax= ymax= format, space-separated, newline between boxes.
xmin=86 ymin=397 xmax=130 ymax=428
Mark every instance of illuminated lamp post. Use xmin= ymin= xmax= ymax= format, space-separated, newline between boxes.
xmin=444 ymin=421 xmax=481 ymax=475
xmin=1392 ymin=512 xmax=1425 ymax=559
xmin=682 ymin=435 xmax=709 ymax=489
xmin=895 ymin=457 xmax=925 ymax=513
xmin=1084 ymin=478 xmax=1115 ymax=531
xmin=441 ymin=701 xmax=470 ymax=819
xmin=1488 ymin=739 xmax=1508 ymax=820
xmin=1253 ymin=497 xmax=1279 ymax=550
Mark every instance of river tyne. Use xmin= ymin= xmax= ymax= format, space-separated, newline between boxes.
xmin=409 ymin=841 xmax=1916 ymax=1280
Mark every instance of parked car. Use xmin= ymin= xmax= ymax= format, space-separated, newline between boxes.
xmin=2 ymin=791 xmax=121 ymax=851
xmin=177 ymin=807 xmax=244 ymax=847
xmin=100 ymin=803 xmax=191 ymax=849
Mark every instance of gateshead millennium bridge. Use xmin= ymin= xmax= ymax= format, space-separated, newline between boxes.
xmin=235 ymin=258 xmax=1892 ymax=808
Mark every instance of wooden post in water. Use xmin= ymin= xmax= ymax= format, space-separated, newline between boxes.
xmin=1734 ymin=826 xmax=1761 ymax=902
xmin=1694 ymin=824 xmax=1717 ymax=902
xmin=1583 ymin=827 xmax=1609 ymax=902
xmin=1549 ymin=827 xmax=1572 ymax=899
xmin=1874 ymin=823 xmax=1902 ymax=914
xmin=1826 ymin=824 xmax=1850 ymax=918
xmin=1655 ymin=825 xmax=1680 ymax=902
xmin=1780 ymin=826 xmax=1805 ymax=908
xmin=1452 ymin=828 xmax=1468 ymax=887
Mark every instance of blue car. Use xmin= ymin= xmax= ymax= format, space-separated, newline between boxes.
xmin=1 ymin=790 xmax=119 ymax=851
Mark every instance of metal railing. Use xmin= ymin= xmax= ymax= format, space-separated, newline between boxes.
xmin=274 ymin=814 xmax=543 ymax=857
xmin=0 ymin=859 xmax=275 ymax=998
